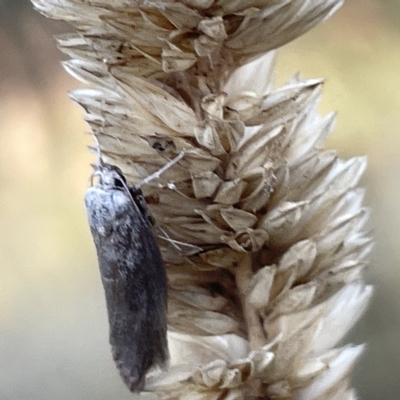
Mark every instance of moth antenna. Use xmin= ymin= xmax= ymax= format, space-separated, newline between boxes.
xmin=136 ymin=150 xmax=186 ymax=189
xmin=156 ymin=227 xmax=182 ymax=252
xmin=89 ymin=136 xmax=105 ymax=186
xmin=93 ymin=134 xmax=104 ymax=167
xmin=121 ymin=180 xmax=139 ymax=212
xmin=156 ymin=226 xmax=202 ymax=255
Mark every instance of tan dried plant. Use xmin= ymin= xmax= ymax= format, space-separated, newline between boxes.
xmin=32 ymin=1 xmax=373 ymax=399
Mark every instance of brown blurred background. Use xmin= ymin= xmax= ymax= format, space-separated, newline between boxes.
xmin=0 ymin=0 xmax=399 ymax=399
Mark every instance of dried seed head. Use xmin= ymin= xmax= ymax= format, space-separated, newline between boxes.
xmin=32 ymin=0 xmax=371 ymax=398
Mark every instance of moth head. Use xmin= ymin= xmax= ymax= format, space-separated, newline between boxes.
xmin=91 ymin=164 xmax=127 ymax=191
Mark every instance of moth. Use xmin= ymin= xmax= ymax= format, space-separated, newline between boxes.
xmin=84 ymin=153 xmax=183 ymax=392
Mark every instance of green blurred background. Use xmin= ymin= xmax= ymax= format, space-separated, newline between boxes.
xmin=0 ymin=0 xmax=399 ymax=399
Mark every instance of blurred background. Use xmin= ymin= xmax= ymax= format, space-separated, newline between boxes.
xmin=0 ymin=0 xmax=399 ymax=399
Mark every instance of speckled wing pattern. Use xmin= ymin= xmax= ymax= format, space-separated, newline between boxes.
xmin=85 ymin=163 xmax=168 ymax=392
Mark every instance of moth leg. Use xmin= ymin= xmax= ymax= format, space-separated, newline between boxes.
xmin=136 ymin=150 xmax=185 ymax=188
